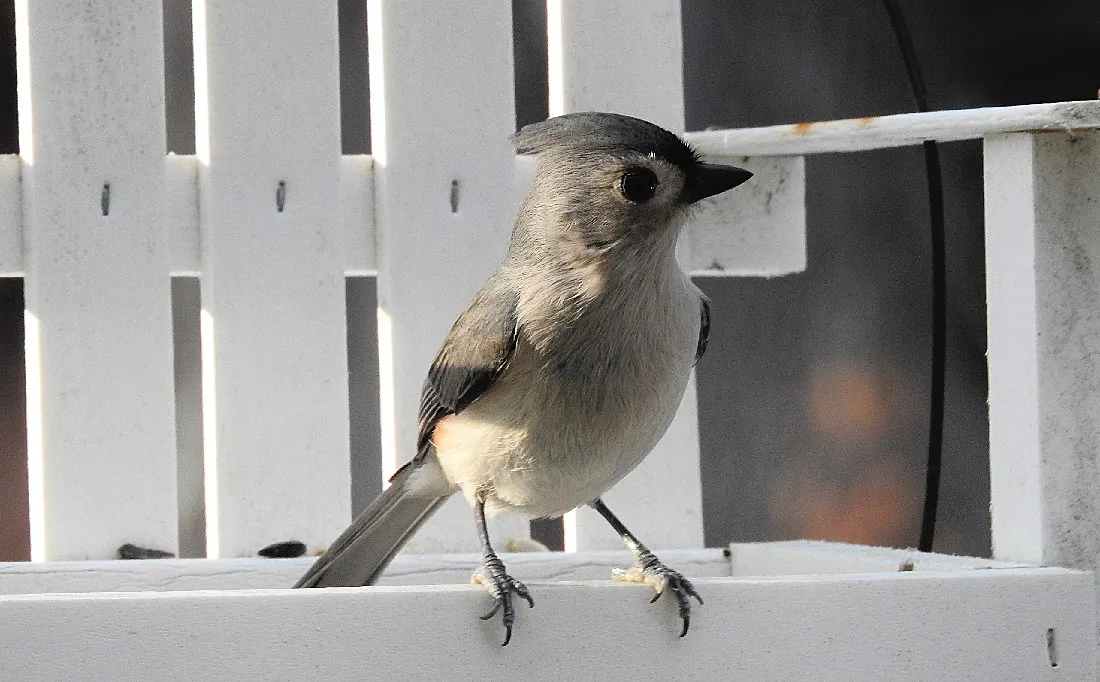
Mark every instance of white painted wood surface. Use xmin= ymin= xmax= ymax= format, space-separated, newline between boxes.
xmin=0 ymin=542 xmax=1028 ymax=595
xmin=16 ymin=0 xmax=178 ymax=560
xmin=368 ymin=0 xmax=528 ymax=552
xmin=549 ymin=0 xmax=707 ymax=552
xmin=0 ymin=548 xmax=730 ymax=594
xmin=0 ymin=155 xmax=20 ymax=276
xmin=729 ymin=540 xmax=1030 ymax=576
xmin=985 ymin=131 xmax=1100 ymax=579
xmin=165 ymin=154 xmax=199 ymax=276
xmin=7 ymin=152 xmax=801 ymax=279
xmin=193 ymin=1 xmax=349 ymax=557
xmin=340 ymin=154 xmax=374 ymax=276
xmin=681 ymin=155 xmax=807 ymax=277
xmin=0 ymin=566 xmax=1090 ymax=680
xmin=688 ymin=100 xmax=1100 ymax=156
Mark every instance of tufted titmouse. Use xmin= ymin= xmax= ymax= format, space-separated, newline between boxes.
xmin=295 ymin=112 xmax=752 ymax=645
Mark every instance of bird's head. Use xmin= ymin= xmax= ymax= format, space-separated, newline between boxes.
xmin=511 ymin=112 xmax=752 ymax=255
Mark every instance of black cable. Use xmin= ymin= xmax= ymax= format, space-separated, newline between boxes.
xmin=879 ymin=0 xmax=946 ymax=553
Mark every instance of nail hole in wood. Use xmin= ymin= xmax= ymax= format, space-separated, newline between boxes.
xmin=1047 ymin=627 xmax=1059 ymax=667
xmin=276 ymin=180 xmax=287 ymax=213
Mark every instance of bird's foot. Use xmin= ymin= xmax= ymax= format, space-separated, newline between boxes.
xmin=472 ymin=553 xmax=534 ymax=646
xmin=613 ymin=550 xmax=703 ymax=637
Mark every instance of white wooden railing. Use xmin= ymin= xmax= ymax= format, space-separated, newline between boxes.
xmin=1 ymin=0 xmax=1099 ymax=679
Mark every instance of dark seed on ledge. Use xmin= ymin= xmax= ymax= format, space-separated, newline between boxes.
xmin=258 ymin=540 xmax=307 ymax=558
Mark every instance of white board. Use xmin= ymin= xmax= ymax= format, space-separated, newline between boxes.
xmin=193 ymin=1 xmax=349 ymax=558
xmin=984 ymin=131 xmax=1100 ymax=575
xmin=0 ymin=567 xmax=1090 ymax=680
xmin=368 ymin=0 xmax=527 ymax=552
xmin=17 ymin=0 xmax=178 ymax=560
xmin=549 ymin=0 xmax=705 ymax=551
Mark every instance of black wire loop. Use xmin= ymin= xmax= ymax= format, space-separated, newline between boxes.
xmin=880 ymin=0 xmax=947 ymax=553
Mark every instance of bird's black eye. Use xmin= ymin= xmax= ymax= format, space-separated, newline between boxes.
xmin=619 ymin=168 xmax=658 ymax=203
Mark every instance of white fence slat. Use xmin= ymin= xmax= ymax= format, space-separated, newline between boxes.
xmin=0 ymin=155 xmax=21 ymax=276
xmin=0 ymin=568 xmax=1091 ymax=679
xmin=369 ymin=0 xmax=528 ymax=552
xmin=681 ymin=155 xmax=806 ymax=277
xmin=687 ymin=100 xmax=1100 ymax=156
xmin=548 ymin=0 xmax=684 ymax=130
xmin=17 ymin=0 xmax=178 ymax=560
xmin=193 ymin=1 xmax=349 ymax=557
xmin=985 ymin=131 xmax=1100 ymax=573
xmin=549 ymin=0 xmax=704 ymax=551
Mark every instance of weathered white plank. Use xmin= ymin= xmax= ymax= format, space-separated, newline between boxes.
xmin=681 ymin=155 xmax=806 ymax=277
xmin=0 ymin=542 xmax=1030 ymax=595
xmin=0 ymin=548 xmax=730 ymax=594
xmin=17 ymin=0 xmax=178 ymax=560
xmin=369 ymin=0 xmax=527 ymax=552
xmin=0 ymin=155 xmax=20 ymax=276
xmin=0 ymin=568 xmax=1090 ymax=679
xmin=688 ymin=100 xmax=1100 ymax=156
xmin=729 ymin=541 xmax=1030 ymax=577
xmin=193 ymin=1 xmax=349 ymax=557
xmin=549 ymin=0 xmax=705 ymax=551
xmin=985 ymin=131 xmax=1100 ymax=578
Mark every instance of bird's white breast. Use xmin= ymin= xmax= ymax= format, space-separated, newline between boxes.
xmin=431 ymin=262 xmax=701 ymax=518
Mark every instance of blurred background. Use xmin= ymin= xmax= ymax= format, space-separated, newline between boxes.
xmin=0 ymin=1 xmax=1098 ymax=561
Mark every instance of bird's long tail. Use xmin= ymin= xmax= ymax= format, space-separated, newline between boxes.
xmin=293 ymin=462 xmax=451 ymax=588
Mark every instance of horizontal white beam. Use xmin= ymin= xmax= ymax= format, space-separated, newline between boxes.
xmin=3 ymin=152 xmax=791 ymax=279
xmin=0 ymin=154 xmax=377 ymax=278
xmin=4 ymin=102 xmax=1097 ymax=278
xmin=729 ymin=540 xmax=1030 ymax=575
xmin=0 ymin=541 xmax=1038 ymax=595
xmin=687 ymin=100 xmax=1100 ymax=156
xmin=0 ymin=566 xmax=1090 ymax=679
xmin=0 ymin=548 xmax=730 ymax=594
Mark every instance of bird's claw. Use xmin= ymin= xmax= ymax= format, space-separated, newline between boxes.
xmin=613 ymin=555 xmax=702 ymax=637
xmin=472 ymin=555 xmax=534 ymax=646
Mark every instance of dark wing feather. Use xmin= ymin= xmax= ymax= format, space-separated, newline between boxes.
xmin=695 ymin=295 xmax=711 ymax=365
xmin=413 ymin=279 xmax=518 ymax=462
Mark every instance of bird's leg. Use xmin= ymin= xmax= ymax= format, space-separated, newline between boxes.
xmin=471 ymin=491 xmax=534 ymax=646
xmin=590 ymin=497 xmax=703 ymax=637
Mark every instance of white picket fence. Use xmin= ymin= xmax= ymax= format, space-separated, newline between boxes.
xmin=0 ymin=0 xmax=1098 ymax=679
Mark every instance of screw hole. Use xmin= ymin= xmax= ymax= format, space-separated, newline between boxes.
xmin=276 ymin=180 xmax=287 ymax=213
xmin=1046 ymin=627 xmax=1059 ymax=668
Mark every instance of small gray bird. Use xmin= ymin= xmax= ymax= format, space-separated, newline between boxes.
xmin=295 ymin=112 xmax=752 ymax=645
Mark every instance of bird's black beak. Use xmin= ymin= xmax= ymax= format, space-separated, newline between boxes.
xmin=686 ymin=163 xmax=753 ymax=203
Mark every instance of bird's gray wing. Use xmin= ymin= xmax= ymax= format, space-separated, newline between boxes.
xmin=410 ymin=277 xmax=519 ymax=466
xmin=695 ymin=295 xmax=711 ymax=365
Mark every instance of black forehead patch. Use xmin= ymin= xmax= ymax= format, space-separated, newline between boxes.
xmin=512 ymin=112 xmax=700 ymax=172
